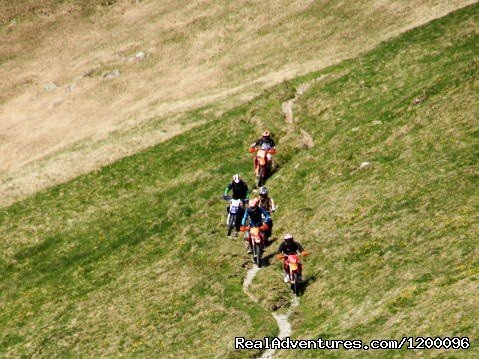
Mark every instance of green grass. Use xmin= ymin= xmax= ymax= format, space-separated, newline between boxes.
xmin=252 ymin=4 xmax=479 ymax=358
xmin=1 ymin=2 xmax=479 ymax=358
xmin=0 ymin=109 xmax=278 ymax=357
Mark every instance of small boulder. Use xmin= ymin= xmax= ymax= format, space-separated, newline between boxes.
xmin=102 ymin=69 xmax=120 ymax=79
xmin=135 ymin=51 xmax=145 ymax=60
xmin=359 ymin=161 xmax=371 ymax=170
xmin=412 ymin=95 xmax=427 ymax=105
xmin=127 ymin=51 xmax=146 ymax=62
xmin=44 ymin=82 xmax=59 ymax=91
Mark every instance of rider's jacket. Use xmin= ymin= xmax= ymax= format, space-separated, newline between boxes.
xmin=224 ymin=180 xmax=249 ymax=200
xmin=250 ymin=137 xmax=276 ymax=149
xmin=259 ymin=196 xmax=275 ymax=214
xmin=277 ymin=241 xmax=304 ymax=255
xmin=242 ymin=206 xmax=270 ymax=227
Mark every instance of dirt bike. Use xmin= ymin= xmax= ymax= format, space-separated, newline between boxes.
xmin=241 ymin=224 xmax=269 ymax=267
xmin=223 ymin=196 xmax=243 ymax=237
xmin=277 ymin=251 xmax=308 ymax=295
xmin=249 ymin=146 xmax=276 ymax=187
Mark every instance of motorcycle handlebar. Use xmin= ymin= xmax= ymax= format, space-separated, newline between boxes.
xmin=240 ymin=225 xmax=269 ymax=232
xmin=277 ymin=251 xmax=310 ymax=260
xmin=248 ymin=147 xmax=277 ymax=154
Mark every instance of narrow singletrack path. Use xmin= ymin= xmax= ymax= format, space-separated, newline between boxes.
xmin=242 ymin=264 xmax=261 ymax=302
xmin=281 ymin=81 xmax=317 ymax=149
xmin=240 ymin=80 xmax=316 ymax=358
xmin=259 ymin=296 xmax=299 ymax=359
xmin=242 ymin=264 xmax=299 ymax=359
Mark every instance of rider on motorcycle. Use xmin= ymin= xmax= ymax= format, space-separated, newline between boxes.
xmin=250 ymin=130 xmax=277 ymax=151
xmin=242 ymin=198 xmax=270 ymax=227
xmin=277 ymin=233 xmax=306 ymax=282
xmin=258 ymin=186 xmax=275 ymax=238
xmin=249 ymin=130 xmax=276 ymax=172
xmin=241 ymin=198 xmax=271 ymax=253
xmin=224 ymin=174 xmax=249 ymax=202
xmin=224 ymin=174 xmax=248 ymax=232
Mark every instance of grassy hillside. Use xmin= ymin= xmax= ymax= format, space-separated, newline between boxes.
xmin=250 ymin=4 xmax=479 ymax=358
xmin=1 ymin=2 xmax=478 ymax=358
xmin=0 ymin=109 xmax=274 ymax=358
xmin=1 ymin=0 xmax=475 ymax=206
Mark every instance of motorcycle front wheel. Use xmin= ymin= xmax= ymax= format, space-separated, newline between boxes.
xmin=227 ymin=214 xmax=236 ymax=236
xmin=254 ymin=244 xmax=262 ymax=267
xmin=291 ymin=273 xmax=299 ymax=296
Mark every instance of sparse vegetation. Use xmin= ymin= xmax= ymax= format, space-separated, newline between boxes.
xmin=1 ymin=0 xmax=475 ymax=205
xmin=0 ymin=1 xmax=478 ymax=358
xmin=0 ymin=0 xmax=117 ymax=25
xmin=252 ymin=4 xmax=479 ymax=358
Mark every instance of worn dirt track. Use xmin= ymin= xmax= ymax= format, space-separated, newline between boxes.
xmin=242 ymin=263 xmax=299 ymax=359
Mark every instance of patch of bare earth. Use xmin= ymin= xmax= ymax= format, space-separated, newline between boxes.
xmin=1 ymin=0 xmax=476 ymax=206
xmin=242 ymin=262 xmax=299 ymax=359
xmin=281 ymin=79 xmax=320 ymax=148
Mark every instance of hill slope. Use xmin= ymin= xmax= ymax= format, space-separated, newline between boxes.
xmin=1 ymin=2 xmax=478 ymax=358
xmin=0 ymin=0 xmax=476 ymax=206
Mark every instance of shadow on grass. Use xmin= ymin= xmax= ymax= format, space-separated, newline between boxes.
xmin=271 ymin=163 xmax=281 ymax=176
xmin=260 ymin=252 xmax=277 ymax=268
xmin=296 ymin=274 xmax=316 ymax=296
xmin=264 ymin=236 xmax=278 ymax=248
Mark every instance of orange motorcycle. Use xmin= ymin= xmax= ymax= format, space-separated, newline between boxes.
xmin=241 ymin=224 xmax=269 ymax=267
xmin=248 ymin=146 xmax=276 ymax=187
xmin=277 ymin=251 xmax=308 ymax=295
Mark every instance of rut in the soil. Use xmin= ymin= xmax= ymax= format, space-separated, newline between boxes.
xmin=281 ymin=81 xmax=316 ymax=149
xmin=259 ymin=296 xmax=299 ymax=359
xmin=240 ymin=80 xmax=317 ymax=358
xmin=242 ymin=264 xmax=299 ymax=359
xmin=243 ymin=264 xmax=261 ymax=302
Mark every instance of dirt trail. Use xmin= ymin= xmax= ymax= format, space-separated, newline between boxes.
xmin=242 ymin=264 xmax=261 ymax=302
xmin=240 ymin=78 xmax=318 ymax=359
xmin=281 ymin=81 xmax=316 ymax=148
xmin=260 ymin=296 xmax=299 ymax=359
xmin=242 ymin=264 xmax=299 ymax=359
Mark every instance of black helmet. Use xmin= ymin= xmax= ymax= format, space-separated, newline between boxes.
xmin=284 ymin=233 xmax=294 ymax=243
xmin=259 ymin=187 xmax=268 ymax=197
